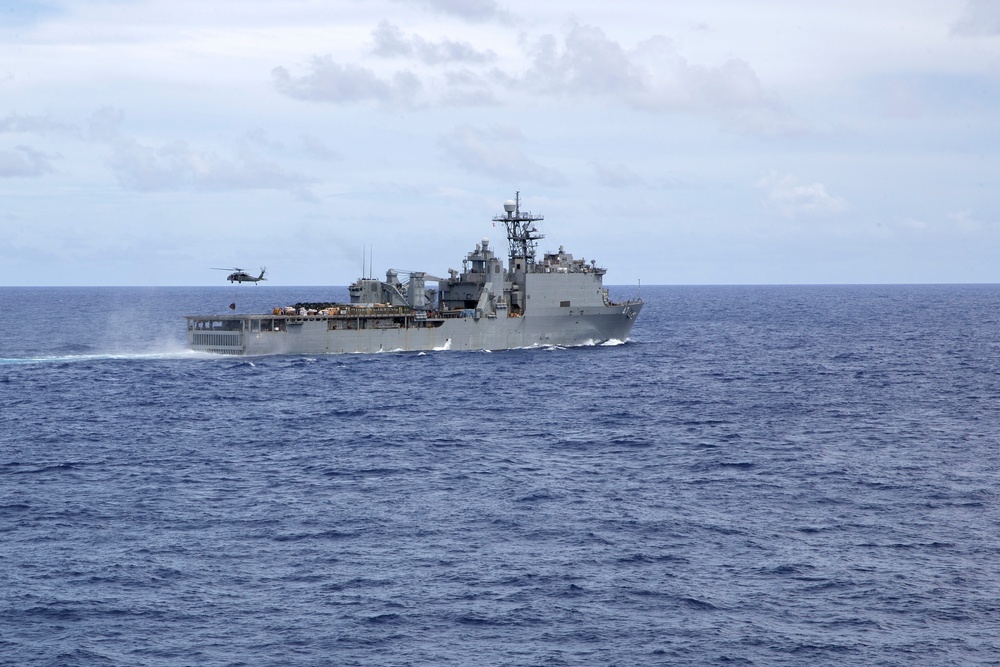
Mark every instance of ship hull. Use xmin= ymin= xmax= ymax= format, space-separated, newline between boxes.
xmin=187 ymin=303 xmax=642 ymax=356
xmin=187 ymin=193 xmax=645 ymax=356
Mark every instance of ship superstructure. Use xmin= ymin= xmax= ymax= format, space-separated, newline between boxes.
xmin=185 ymin=194 xmax=643 ymax=355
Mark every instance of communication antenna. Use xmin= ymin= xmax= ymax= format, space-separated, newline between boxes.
xmin=493 ymin=191 xmax=544 ymax=265
xmin=362 ymin=245 xmax=374 ymax=280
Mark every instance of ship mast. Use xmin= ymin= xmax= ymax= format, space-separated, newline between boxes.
xmin=493 ymin=191 xmax=544 ymax=266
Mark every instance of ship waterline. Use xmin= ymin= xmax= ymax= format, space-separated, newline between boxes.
xmin=186 ymin=194 xmax=643 ymax=355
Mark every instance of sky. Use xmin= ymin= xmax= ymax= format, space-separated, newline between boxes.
xmin=2 ymin=0 xmax=999 ymax=286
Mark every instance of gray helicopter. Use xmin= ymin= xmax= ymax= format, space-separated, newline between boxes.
xmin=213 ymin=267 xmax=267 ymax=284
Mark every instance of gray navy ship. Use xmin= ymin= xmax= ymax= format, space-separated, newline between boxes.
xmin=185 ymin=193 xmax=644 ymax=355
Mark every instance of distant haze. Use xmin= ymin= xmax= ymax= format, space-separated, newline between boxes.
xmin=1 ymin=0 xmax=998 ymax=285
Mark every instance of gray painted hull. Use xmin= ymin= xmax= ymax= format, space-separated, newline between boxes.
xmin=187 ymin=194 xmax=644 ymax=356
xmin=187 ymin=303 xmax=642 ymax=356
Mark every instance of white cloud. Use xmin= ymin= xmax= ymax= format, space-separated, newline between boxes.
xmin=271 ymin=20 xmax=804 ymax=130
xmin=237 ymin=129 xmax=341 ymax=162
xmin=265 ymin=19 xmax=800 ymax=127
xmin=3 ymin=1 xmax=1000 ymax=284
xmin=897 ymin=216 xmax=929 ymax=231
xmin=499 ymin=22 xmax=804 ymax=135
xmin=392 ymin=0 xmax=507 ymax=22
xmin=371 ymin=21 xmax=496 ymax=64
xmin=0 ymin=113 xmax=75 ymax=136
xmin=88 ymin=107 xmax=124 ymax=142
xmin=84 ymin=109 xmax=314 ymax=194
xmin=107 ymin=137 xmax=314 ymax=196
xmin=441 ymin=69 xmax=501 ymax=106
xmin=241 ymin=128 xmax=287 ymax=153
xmin=299 ymin=134 xmax=341 ymax=161
xmin=0 ymin=145 xmax=58 ymax=177
xmin=947 ymin=209 xmax=987 ymax=233
xmin=893 ymin=210 xmax=995 ymax=235
xmin=371 ymin=21 xmax=413 ymax=57
xmin=876 ymin=79 xmax=926 ymax=119
xmin=275 ymin=30 xmax=500 ymax=108
xmin=438 ymin=124 xmax=566 ymax=185
xmin=272 ymin=57 xmax=422 ymax=106
xmin=952 ymin=0 xmax=1000 ymax=36
xmin=630 ymin=35 xmax=769 ymax=111
xmin=592 ymin=161 xmax=643 ymax=187
xmin=516 ymin=24 xmax=646 ymax=98
xmin=757 ymin=172 xmax=847 ymax=218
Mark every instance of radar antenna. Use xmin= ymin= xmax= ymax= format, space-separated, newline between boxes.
xmin=493 ymin=191 xmax=544 ymax=265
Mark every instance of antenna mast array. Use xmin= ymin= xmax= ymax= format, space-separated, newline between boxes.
xmin=493 ymin=191 xmax=544 ymax=265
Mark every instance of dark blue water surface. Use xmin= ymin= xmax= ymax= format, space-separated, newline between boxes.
xmin=2 ymin=285 xmax=1000 ymax=666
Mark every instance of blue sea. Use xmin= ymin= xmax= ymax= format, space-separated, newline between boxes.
xmin=2 ymin=284 xmax=1000 ymax=666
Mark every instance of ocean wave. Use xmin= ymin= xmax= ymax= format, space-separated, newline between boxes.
xmin=0 ymin=349 xmax=211 ymax=365
xmin=4 ymin=284 xmax=998 ymax=667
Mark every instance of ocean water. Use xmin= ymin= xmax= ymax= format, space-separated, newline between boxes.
xmin=2 ymin=284 xmax=999 ymax=666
